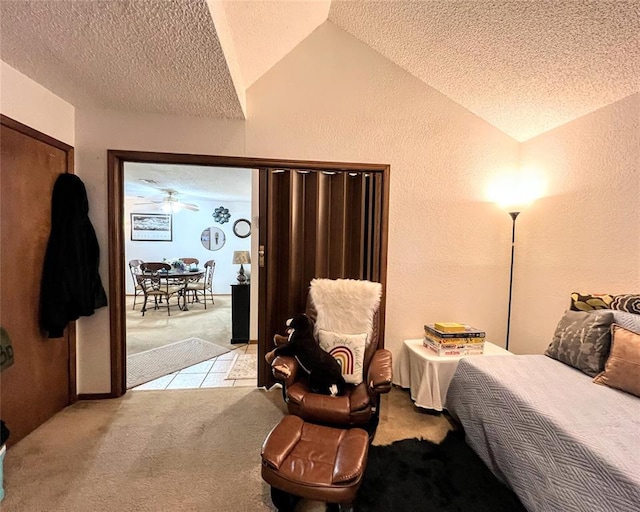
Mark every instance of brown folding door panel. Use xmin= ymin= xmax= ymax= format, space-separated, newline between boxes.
xmin=258 ymin=168 xmax=386 ymax=387
xmin=0 ymin=118 xmax=74 ymax=445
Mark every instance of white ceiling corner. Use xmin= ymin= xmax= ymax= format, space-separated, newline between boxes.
xmin=221 ymin=0 xmax=331 ymax=88
xmin=206 ymin=0 xmax=247 ymax=117
xmin=329 ymin=1 xmax=640 ymax=141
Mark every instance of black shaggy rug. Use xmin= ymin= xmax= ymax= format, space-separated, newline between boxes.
xmin=355 ymin=430 xmax=526 ymax=512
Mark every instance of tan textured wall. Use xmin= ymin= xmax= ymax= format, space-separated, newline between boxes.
xmin=74 ymin=112 xmax=246 ymax=393
xmin=515 ymin=94 xmax=640 ymax=354
xmin=0 ymin=60 xmax=74 ymax=145
xmin=245 ymin=22 xmax=521 ymax=360
xmin=7 ymin=22 xmax=637 ymax=394
xmin=72 ymin=22 xmax=518 ymax=393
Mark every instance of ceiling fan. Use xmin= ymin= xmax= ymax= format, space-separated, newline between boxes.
xmin=135 ymin=190 xmax=199 ymax=213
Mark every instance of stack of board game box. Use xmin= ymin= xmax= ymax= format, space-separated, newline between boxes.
xmin=423 ymin=322 xmax=485 ymax=356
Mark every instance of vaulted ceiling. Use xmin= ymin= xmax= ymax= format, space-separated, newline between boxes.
xmin=1 ymin=1 xmax=638 ymax=141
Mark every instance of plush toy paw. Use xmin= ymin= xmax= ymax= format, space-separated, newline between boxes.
xmin=265 ymin=349 xmax=277 ymax=364
xmin=329 ymin=384 xmax=338 ymax=397
xmin=273 ymin=334 xmax=289 ymax=347
xmin=274 ymin=364 xmax=291 ymax=378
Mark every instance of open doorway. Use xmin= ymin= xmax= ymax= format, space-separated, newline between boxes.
xmin=121 ymin=161 xmax=258 ymax=391
xmin=108 ymin=151 xmax=390 ymax=398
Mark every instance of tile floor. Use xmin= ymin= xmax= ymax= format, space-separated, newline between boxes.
xmin=132 ymin=343 xmax=258 ymax=391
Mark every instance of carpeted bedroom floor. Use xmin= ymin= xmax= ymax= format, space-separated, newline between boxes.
xmin=1 ymin=386 xmax=455 ymax=511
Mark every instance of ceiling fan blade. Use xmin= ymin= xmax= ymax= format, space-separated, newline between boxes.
xmin=180 ymin=202 xmax=200 ymax=211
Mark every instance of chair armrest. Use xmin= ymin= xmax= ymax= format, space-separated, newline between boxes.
xmin=270 ymin=355 xmax=300 ymax=387
xmin=261 ymin=415 xmax=304 ymax=470
xmin=367 ymin=349 xmax=392 ymax=394
xmin=332 ymin=429 xmax=369 ymax=483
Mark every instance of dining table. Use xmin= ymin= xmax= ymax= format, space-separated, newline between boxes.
xmin=143 ymin=268 xmax=205 ymax=312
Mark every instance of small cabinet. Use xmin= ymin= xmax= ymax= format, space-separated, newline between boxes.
xmin=231 ymin=284 xmax=250 ymax=344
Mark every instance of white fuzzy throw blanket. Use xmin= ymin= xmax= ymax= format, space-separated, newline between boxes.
xmin=309 ymin=278 xmax=382 ymax=340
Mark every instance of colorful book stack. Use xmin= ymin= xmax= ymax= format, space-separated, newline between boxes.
xmin=423 ymin=322 xmax=485 ymax=356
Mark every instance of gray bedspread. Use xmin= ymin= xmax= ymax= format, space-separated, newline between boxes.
xmin=446 ymin=355 xmax=640 ymax=512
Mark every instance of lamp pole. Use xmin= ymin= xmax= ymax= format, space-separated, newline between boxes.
xmin=505 ymin=211 xmax=520 ymax=351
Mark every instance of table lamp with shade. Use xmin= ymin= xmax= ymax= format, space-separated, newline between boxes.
xmin=232 ymin=251 xmax=251 ymax=284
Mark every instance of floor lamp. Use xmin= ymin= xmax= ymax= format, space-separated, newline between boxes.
xmin=505 ymin=211 xmax=520 ymax=351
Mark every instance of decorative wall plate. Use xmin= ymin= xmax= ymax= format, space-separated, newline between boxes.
xmin=201 ymin=226 xmax=226 ymax=251
xmin=212 ymin=206 xmax=231 ymax=224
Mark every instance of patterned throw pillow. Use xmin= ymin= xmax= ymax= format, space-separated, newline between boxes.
xmin=570 ymin=293 xmax=614 ymax=311
xmin=593 ymin=325 xmax=640 ymax=398
xmin=318 ymin=330 xmax=367 ymax=385
xmin=545 ymin=310 xmax=614 ymax=377
xmin=571 ymin=292 xmax=640 ymax=314
xmin=611 ymin=295 xmax=640 ymax=314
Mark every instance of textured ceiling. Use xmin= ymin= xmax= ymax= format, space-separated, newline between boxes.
xmin=329 ymin=1 xmax=640 ymax=141
xmin=124 ymin=163 xmax=252 ymax=205
xmin=221 ymin=0 xmax=330 ymax=87
xmin=0 ymin=0 xmax=244 ymax=118
xmin=1 ymin=1 xmax=638 ymax=140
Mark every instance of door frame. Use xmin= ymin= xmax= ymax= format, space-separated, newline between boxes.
xmin=0 ymin=114 xmax=77 ymax=405
xmin=107 ymin=150 xmax=389 ymax=397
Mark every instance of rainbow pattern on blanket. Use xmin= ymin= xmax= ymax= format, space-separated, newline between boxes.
xmin=329 ymin=346 xmax=355 ymax=374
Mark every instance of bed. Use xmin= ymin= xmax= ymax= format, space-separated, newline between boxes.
xmin=446 ymin=354 xmax=640 ymax=512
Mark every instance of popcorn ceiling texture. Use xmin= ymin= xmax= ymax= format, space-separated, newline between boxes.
xmin=0 ymin=0 xmax=244 ymax=119
xmin=222 ymin=0 xmax=330 ymax=88
xmin=1 ymin=1 xmax=637 ymax=136
xmin=329 ymin=1 xmax=640 ymax=141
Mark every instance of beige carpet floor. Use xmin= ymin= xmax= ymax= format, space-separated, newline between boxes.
xmin=126 ymin=295 xmax=234 ymax=356
xmin=1 ymin=387 xmax=454 ymax=511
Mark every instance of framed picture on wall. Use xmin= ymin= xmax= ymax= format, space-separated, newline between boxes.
xmin=131 ymin=213 xmax=172 ymax=241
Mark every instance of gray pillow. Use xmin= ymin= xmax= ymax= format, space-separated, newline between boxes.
xmin=608 ymin=310 xmax=640 ymax=334
xmin=545 ymin=310 xmax=614 ymax=376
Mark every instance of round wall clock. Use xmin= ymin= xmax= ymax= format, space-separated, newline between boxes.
xmin=200 ymin=226 xmax=226 ymax=251
xmin=233 ymin=218 xmax=251 ymax=238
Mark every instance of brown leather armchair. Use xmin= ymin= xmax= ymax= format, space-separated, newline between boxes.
xmin=267 ymin=280 xmax=393 ymax=434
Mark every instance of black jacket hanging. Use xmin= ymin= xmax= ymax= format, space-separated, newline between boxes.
xmin=40 ymin=174 xmax=107 ymax=338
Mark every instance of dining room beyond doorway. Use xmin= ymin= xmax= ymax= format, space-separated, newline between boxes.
xmin=123 ymin=162 xmax=257 ymax=390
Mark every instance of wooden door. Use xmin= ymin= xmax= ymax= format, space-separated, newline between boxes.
xmin=257 ymin=168 xmax=389 ymax=388
xmin=0 ymin=116 xmax=75 ymax=446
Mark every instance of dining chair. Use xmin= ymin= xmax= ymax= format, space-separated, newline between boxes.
xmin=137 ymin=262 xmax=183 ymax=316
xmin=128 ymin=259 xmax=144 ymax=310
xmin=180 ymin=258 xmax=201 ymax=302
xmin=185 ymin=259 xmax=215 ymax=309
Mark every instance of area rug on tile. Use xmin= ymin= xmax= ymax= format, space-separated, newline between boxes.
xmin=355 ymin=430 xmax=526 ymax=512
xmin=227 ymin=353 xmax=257 ymax=380
xmin=127 ymin=337 xmax=229 ymax=388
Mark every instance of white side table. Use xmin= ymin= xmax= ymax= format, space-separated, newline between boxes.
xmin=395 ymin=339 xmax=512 ymax=411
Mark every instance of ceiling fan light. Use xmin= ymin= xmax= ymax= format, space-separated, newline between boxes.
xmin=162 ymin=202 xmax=181 ymax=214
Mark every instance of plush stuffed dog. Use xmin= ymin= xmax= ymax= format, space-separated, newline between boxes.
xmin=271 ymin=314 xmax=345 ymax=396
